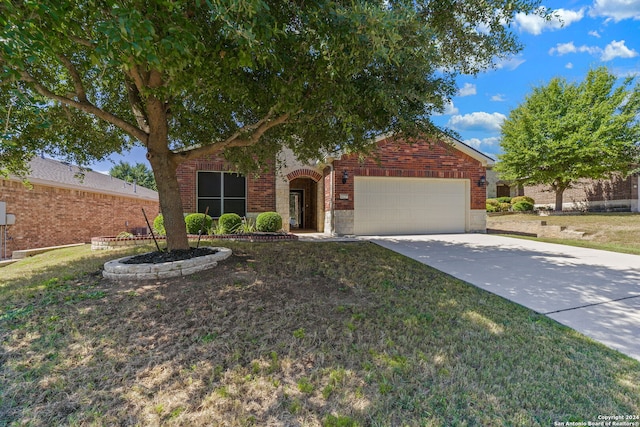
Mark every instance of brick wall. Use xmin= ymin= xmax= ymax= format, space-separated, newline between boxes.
xmin=331 ymin=136 xmax=487 ymax=210
xmin=175 ymin=154 xmax=276 ymax=214
xmin=0 ymin=179 xmax=159 ymax=258
xmin=523 ymin=174 xmax=638 ymax=210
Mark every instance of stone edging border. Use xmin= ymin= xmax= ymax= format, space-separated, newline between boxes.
xmin=103 ymin=247 xmax=232 ymax=281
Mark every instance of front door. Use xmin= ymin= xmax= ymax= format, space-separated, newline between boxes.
xmin=289 ymin=190 xmax=304 ymax=229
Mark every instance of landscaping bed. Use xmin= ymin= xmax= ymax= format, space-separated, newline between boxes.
xmin=91 ymin=232 xmax=298 ymax=250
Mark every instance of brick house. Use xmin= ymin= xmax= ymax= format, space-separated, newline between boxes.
xmin=486 ymin=169 xmax=640 ymax=212
xmin=176 ymin=134 xmax=493 ymax=235
xmin=0 ymin=157 xmax=159 ymax=259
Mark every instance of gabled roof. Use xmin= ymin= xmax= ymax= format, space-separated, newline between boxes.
xmin=374 ymin=133 xmax=495 ymax=167
xmin=6 ymin=157 xmax=159 ymax=201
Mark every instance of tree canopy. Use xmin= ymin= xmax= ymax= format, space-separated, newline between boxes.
xmin=1 ymin=0 xmax=545 ymax=250
xmin=496 ymin=67 xmax=640 ymax=211
xmin=109 ymin=161 xmax=157 ymax=191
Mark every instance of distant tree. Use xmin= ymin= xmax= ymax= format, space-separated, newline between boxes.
xmin=109 ymin=161 xmax=157 ymax=191
xmin=497 ymin=67 xmax=640 ymax=211
xmin=1 ymin=0 xmax=545 ymax=250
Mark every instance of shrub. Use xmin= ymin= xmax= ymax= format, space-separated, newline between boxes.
xmin=256 ymin=212 xmax=283 ymax=232
xmin=511 ymin=196 xmax=535 ymax=205
xmin=499 ymin=202 xmax=511 ymax=212
xmin=153 ymin=214 xmax=165 ymax=236
xmin=486 ymin=203 xmax=498 ymax=213
xmin=496 ymin=196 xmax=512 ymax=204
xmin=185 ymin=213 xmax=213 ymax=234
xmin=512 ymin=201 xmax=534 ymax=212
xmin=486 ymin=198 xmax=499 ymax=207
xmin=218 ymin=213 xmax=242 ymax=234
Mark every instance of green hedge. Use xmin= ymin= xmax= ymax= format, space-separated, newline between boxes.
xmin=185 ymin=213 xmax=213 ymax=234
xmin=218 ymin=213 xmax=242 ymax=234
xmin=153 ymin=214 xmax=165 ymax=236
xmin=512 ymin=201 xmax=534 ymax=212
xmin=511 ymin=196 xmax=535 ymax=205
xmin=256 ymin=212 xmax=283 ymax=232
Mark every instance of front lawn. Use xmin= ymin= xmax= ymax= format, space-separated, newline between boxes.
xmin=1 ymin=242 xmax=639 ymax=426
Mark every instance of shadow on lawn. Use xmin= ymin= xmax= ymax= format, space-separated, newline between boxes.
xmin=1 ymin=241 xmax=640 ymax=426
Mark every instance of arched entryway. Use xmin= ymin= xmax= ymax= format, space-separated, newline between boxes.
xmin=287 ymin=169 xmax=323 ymax=232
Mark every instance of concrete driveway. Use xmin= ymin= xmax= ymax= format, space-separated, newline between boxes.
xmin=369 ymin=234 xmax=640 ymax=362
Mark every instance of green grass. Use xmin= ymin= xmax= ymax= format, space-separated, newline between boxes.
xmin=1 ymin=242 xmax=639 ymax=426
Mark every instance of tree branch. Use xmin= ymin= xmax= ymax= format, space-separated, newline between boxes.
xmin=56 ymin=53 xmax=87 ymax=102
xmin=124 ymin=73 xmax=150 ymax=134
xmin=69 ymin=35 xmax=94 ymax=48
xmin=20 ymin=70 xmax=148 ymax=143
xmin=175 ymin=110 xmax=291 ymax=163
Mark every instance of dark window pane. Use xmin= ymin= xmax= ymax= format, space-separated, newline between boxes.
xmin=223 ymin=199 xmax=246 ymax=216
xmin=198 ymin=199 xmax=221 ymax=217
xmin=198 ymin=172 xmax=221 ymax=197
xmin=224 ymin=173 xmax=246 ymax=197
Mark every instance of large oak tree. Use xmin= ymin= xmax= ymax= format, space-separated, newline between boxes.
xmin=497 ymin=67 xmax=640 ymax=211
xmin=1 ymin=0 xmax=544 ymax=250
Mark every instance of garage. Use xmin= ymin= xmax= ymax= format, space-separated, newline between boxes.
xmin=353 ymin=176 xmax=468 ymax=235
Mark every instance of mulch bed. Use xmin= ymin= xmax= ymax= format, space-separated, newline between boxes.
xmin=122 ymin=247 xmax=218 ymax=264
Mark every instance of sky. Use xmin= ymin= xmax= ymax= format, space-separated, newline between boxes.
xmin=88 ymin=0 xmax=640 ymax=173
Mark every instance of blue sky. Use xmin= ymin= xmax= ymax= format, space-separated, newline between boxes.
xmin=89 ymin=0 xmax=640 ymax=172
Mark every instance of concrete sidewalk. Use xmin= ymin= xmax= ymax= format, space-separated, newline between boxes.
xmin=369 ymin=234 xmax=640 ymax=362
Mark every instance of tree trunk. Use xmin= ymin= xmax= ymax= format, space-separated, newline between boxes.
xmin=554 ymin=187 xmax=564 ymax=212
xmin=145 ymin=95 xmax=190 ymax=251
xmin=148 ymin=150 xmax=190 ymax=251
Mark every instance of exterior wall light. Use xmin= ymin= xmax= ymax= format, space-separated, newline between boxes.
xmin=478 ymin=175 xmax=486 ymax=187
xmin=342 ymin=170 xmax=349 ymax=184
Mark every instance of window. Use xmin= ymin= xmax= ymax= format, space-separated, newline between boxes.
xmin=197 ymin=172 xmax=246 ymax=217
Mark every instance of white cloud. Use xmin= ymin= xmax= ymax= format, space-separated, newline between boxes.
xmin=458 ymin=83 xmax=477 ymax=97
xmin=566 ymin=62 xmax=574 ymax=69
xmin=433 ymin=100 xmax=459 ymax=116
xmin=494 ymin=55 xmax=526 ymax=71
xmin=588 ymin=30 xmax=601 ymax=38
xmin=515 ymin=7 xmax=585 ymax=35
xmin=601 ymin=40 xmax=639 ymax=61
xmin=465 ymin=138 xmax=483 ymax=149
xmin=548 ymin=41 xmax=600 ymax=56
xmin=548 ymin=39 xmax=638 ymax=61
xmin=589 ymin=0 xmax=640 ymax=22
xmin=447 ymin=112 xmax=506 ymax=132
xmin=491 ymin=94 xmax=506 ymax=102
xmin=464 ymin=137 xmax=500 ymax=149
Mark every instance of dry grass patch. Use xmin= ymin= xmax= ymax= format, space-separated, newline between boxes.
xmin=1 ymin=242 xmax=639 ymax=426
xmin=488 ymin=212 xmax=640 ymax=254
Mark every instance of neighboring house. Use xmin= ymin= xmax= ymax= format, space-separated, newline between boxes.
xmin=486 ymin=169 xmax=640 ymax=212
xmin=0 ymin=157 xmax=159 ymax=259
xmin=177 ymin=134 xmax=493 ymax=235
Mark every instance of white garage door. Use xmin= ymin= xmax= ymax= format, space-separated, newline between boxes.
xmin=354 ymin=177 xmax=467 ymax=235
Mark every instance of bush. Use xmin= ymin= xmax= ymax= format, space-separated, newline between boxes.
xmin=218 ymin=213 xmax=242 ymax=234
xmin=185 ymin=213 xmax=213 ymax=234
xmin=499 ymin=202 xmax=511 ymax=212
xmin=153 ymin=214 xmax=165 ymax=236
xmin=511 ymin=196 xmax=535 ymax=205
xmin=256 ymin=212 xmax=283 ymax=232
xmin=512 ymin=201 xmax=534 ymax=212
xmin=496 ymin=197 xmax=512 ymax=204
xmin=486 ymin=203 xmax=498 ymax=213
xmin=486 ymin=198 xmax=500 ymax=207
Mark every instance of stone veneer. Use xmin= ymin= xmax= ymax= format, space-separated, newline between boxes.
xmin=103 ymin=247 xmax=233 ymax=281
